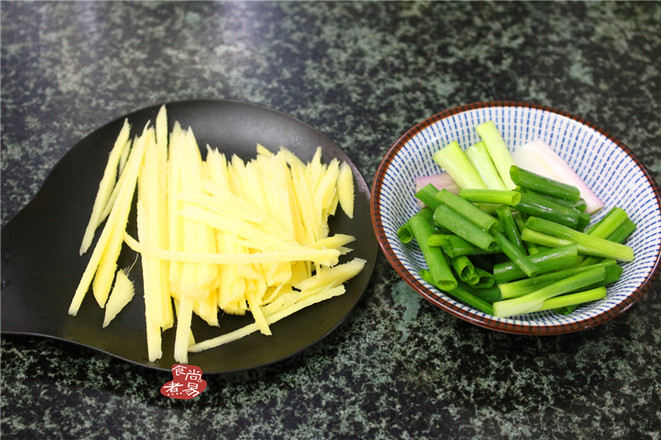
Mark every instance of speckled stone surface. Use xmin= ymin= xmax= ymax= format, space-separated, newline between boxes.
xmin=2 ymin=2 xmax=660 ymax=439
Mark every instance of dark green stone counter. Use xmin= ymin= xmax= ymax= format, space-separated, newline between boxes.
xmin=2 ymin=2 xmax=660 ymax=439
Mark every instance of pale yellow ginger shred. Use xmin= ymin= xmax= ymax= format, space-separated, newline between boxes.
xmin=79 ymin=118 xmax=132 ymax=255
xmin=102 ymin=268 xmax=135 ymax=328
xmin=188 ymin=285 xmax=346 ymax=353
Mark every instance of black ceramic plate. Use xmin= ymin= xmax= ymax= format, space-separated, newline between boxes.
xmin=1 ymin=100 xmax=377 ymax=374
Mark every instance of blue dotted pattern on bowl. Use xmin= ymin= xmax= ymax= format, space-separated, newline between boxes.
xmin=374 ymin=103 xmax=661 ymax=334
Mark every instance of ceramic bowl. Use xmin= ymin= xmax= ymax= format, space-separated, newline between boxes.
xmin=371 ymin=101 xmax=661 ymax=335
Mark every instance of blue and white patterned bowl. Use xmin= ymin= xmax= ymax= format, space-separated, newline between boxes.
xmin=371 ymin=102 xmax=661 ymax=335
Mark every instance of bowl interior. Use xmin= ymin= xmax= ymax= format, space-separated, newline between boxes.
xmin=373 ymin=103 xmax=661 ymax=334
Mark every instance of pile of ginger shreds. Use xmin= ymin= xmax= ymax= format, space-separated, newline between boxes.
xmin=68 ymin=105 xmax=364 ymax=363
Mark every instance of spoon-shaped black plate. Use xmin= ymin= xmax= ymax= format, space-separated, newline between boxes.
xmin=1 ymin=100 xmax=377 ymax=374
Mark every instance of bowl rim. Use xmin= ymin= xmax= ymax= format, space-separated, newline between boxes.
xmin=370 ymin=100 xmax=661 ymax=335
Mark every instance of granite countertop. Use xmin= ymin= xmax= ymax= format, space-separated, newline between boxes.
xmin=2 ymin=2 xmax=660 ymax=439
